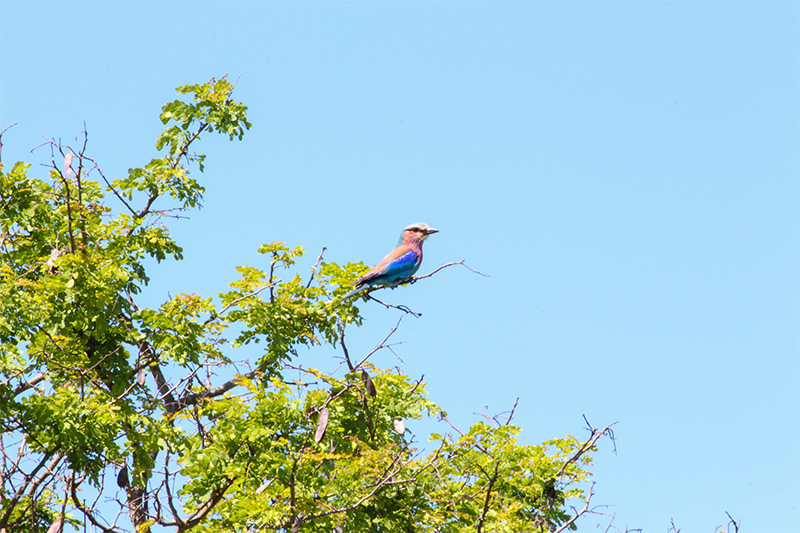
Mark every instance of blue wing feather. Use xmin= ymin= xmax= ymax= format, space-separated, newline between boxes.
xmin=359 ymin=249 xmax=420 ymax=286
xmin=373 ymin=250 xmax=420 ymax=282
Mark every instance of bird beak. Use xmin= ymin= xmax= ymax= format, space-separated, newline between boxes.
xmin=425 ymin=227 xmax=439 ymax=235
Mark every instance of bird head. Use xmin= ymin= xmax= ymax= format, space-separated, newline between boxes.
xmin=401 ymin=223 xmax=439 ymax=244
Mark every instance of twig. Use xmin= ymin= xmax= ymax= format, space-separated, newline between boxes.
xmin=353 ymin=318 xmax=404 ymax=371
xmin=476 ymin=461 xmax=501 ymax=533
xmin=177 ymin=370 xmax=260 ymax=409
xmin=412 ymin=260 xmax=489 ymax=281
xmin=504 ymin=397 xmax=519 ymax=426
xmin=552 ymin=482 xmax=596 ymax=533
xmin=367 ymin=294 xmax=421 ymax=317
xmin=204 ymin=283 xmax=274 ymax=325
xmin=0 ymin=122 xmax=17 ymax=163
xmin=725 ymin=512 xmax=739 ymax=533
xmin=11 ymin=373 xmax=46 ymax=397
xmin=556 ymin=419 xmax=616 ymax=478
xmin=84 ymin=154 xmax=137 ymax=216
xmin=70 ymin=472 xmax=121 ymax=533
xmin=339 ymin=324 xmax=354 ymax=372
xmin=56 ymin=148 xmax=76 ymax=254
xmin=306 ymin=247 xmax=326 ymax=288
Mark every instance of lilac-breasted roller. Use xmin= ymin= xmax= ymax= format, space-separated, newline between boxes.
xmin=342 ymin=223 xmax=439 ymax=300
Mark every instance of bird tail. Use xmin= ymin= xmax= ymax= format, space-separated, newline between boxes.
xmin=326 ymin=284 xmax=367 ymax=305
xmin=341 ymin=284 xmax=367 ymax=300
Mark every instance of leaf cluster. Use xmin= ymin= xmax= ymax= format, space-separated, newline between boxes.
xmin=0 ymin=79 xmax=606 ymax=533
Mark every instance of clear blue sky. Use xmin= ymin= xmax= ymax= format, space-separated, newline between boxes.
xmin=2 ymin=1 xmax=798 ymax=531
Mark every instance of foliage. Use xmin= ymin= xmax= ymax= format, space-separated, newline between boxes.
xmin=0 ymin=77 xmax=608 ymax=533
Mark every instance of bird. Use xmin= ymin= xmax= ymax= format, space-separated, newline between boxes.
xmin=341 ymin=223 xmax=439 ymax=300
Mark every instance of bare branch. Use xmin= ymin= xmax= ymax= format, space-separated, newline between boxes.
xmin=0 ymin=122 xmax=17 ymax=163
xmin=339 ymin=323 xmax=354 ymax=372
xmin=413 ymin=259 xmax=489 ymax=281
xmin=353 ymin=318 xmax=404 ymax=371
xmin=70 ymin=472 xmax=122 ymax=533
xmin=84 ymin=154 xmax=137 ymax=216
xmin=11 ymin=373 xmax=46 ymax=396
xmin=306 ymin=246 xmax=326 ymax=288
xmin=504 ymin=397 xmax=519 ymax=426
xmin=556 ymin=419 xmax=616 ymax=478
xmin=725 ymin=512 xmax=740 ymax=533
xmin=553 ymin=482 xmax=596 ymax=533
xmin=204 ymin=283 xmax=274 ymax=325
xmin=178 ymin=370 xmax=259 ymax=409
xmin=366 ymin=294 xmax=421 ymax=317
xmin=476 ymin=460 xmax=501 ymax=533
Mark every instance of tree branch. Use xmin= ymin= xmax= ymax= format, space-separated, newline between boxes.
xmin=177 ymin=370 xmax=259 ymax=409
xmin=476 ymin=460 xmax=501 ymax=533
xmin=556 ymin=419 xmax=616 ymax=478
xmin=553 ymin=482 xmax=596 ymax=533
xmin=306 ymin=246 xmax=326 ymax=288
xmin=0 ymin=122 xmax=17 ymax=163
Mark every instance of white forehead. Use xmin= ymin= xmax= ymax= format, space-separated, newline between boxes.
xmin=405 ymin=223 xmax=430 ymax=231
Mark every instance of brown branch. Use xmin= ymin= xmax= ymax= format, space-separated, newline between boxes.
xmin=25 ymin=452 xmax=64 ymax=499
xmin=352 ymin=318 xmax=403 ymax=372
xmin=75 ymin=129 xmax=90 ymax=246
xmin=177 ymin=370 xmax=259 ymax=409
xmin=725 ymin=512 xmax=740 ymax=533
xmin=0 ymin=449 xmax=57 ymax=528
xmin=339 ymin=323 xmax=354 ymax=372
xmin=58 ymin=157 xmax=76 ymax=254
xmin=366 ymin=294 xmax=421 ymax=317
xmin=306 ymin=246 xmax=326 ymax=288
xmin=413 ymin=259 xmax=489 ymax=281
xmin=84 ymin=154 xmax=137 ymax=216
xmin=476 ymin=460 xmax=501 ymax=533
xmin=172 ymin=122 xmax=208 ymax=169
xmin=183 ymin=477 xmax=234 ymax=530
xmin=11 ymin=373 xmax=46 ymax=396
xmin=556 ymin=419 xmax=616 ymax=479
xmin=552 ymin=482 xmax=596 ymax=533
xmin=0 ymin=122 xmax=17 ymax=163
xmin=353 ymin=259 xmax=487 ymax=313
xmin=141 ymin=342 xmax=179 ymax=413
xmin=204 ymin=284 xmax=274 ymax=325
xmin=70 ymin=472 xmax=121 ymax=533
xmin=504 ymin=397 xmax=519 ymax=426
xmin=304 ymin=440 xmax=418 ymax=523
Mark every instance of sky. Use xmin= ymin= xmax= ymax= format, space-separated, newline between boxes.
xmin=1 ymin=1 xmax=798 ymax=531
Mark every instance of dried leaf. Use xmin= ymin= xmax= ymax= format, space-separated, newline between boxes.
xmin=137 ymin=368 xmax=146 ymax=386
xmin=393 ymin=419 xmax=406 ymax=435
xmin=63 ymin=151 xmax=73 ymax=180
xmin=255 ymin=478 xmax=273 ymax=495
xmin=361 ymin=370 xmax=376 ymax=397
xmin=314 ymin=407 xmax=329 ymax=443
xmin=46 ymin=516 xmax=63 ymax=533
xmin=117 ymin=465 xmax=129 ymax=488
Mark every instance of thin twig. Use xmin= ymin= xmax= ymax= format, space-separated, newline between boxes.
xmin=353 ymin=318 xmax=404 ymax=371
xmin=339 ymin=324 xmax=354 ymax=372
xmin=412 ymin=259 xmax=489 ymax=281
xmin=552 ymin=482 xmax=596 ymax=533
xmin=504 ymin=397 xmax=519 ymax=426
xmin=367 ymin=294 xmax=421 ymax=317
xmin=725 ymin=512 xmax=739 ymax=533
xmin=0 ymin=122 xmax=17 ymax=163
xmin=84 ymin=154 xmax=137 ymax=216
xmin=306 ymin=247 xmax=326 ymax=288
xmin=556 ymin=420 xmax=617 ymax=478
xmin=204 ymin=283 xmax=274 ymax=325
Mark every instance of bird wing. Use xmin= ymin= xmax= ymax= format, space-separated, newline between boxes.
xmin=359 ymin=246 xmax=420 ymax=285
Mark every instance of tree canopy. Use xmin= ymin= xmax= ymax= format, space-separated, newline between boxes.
xmin=0 ymin=77 xmax=613 ymax=533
